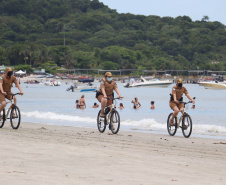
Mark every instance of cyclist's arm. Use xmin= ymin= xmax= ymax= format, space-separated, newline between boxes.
xmin=14 ymin=80 xmax=24 ymax=95
xmin=0 ymin=78 xmax=6 ymax=95
xmin=186 ymin=94 xmax=195 ymax=104
xmin=101 ymin=87 xmax=107 ymax=98
xmin=114 ymin=87 xmax=123 ymax=98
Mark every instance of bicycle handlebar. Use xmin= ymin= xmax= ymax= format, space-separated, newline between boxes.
xmin=179 ymin=100 xmax=193 ymax=104
xmin=107 ymin=97 xmax=122 ymax=100
xmin=6 ymin=92 xmax=22 ymax=98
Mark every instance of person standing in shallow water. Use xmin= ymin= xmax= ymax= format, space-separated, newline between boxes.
xmin=92 ymin=102 xmax=99 ymax=108
xmin=131 ymin=97 xmax=141 ymax=109
xmin=150 ymin=101 xmax=155 ymax=109
xmin=75 ymin=100 xmax=80 ymax=109
xmin=79 ymin=95 xmax=86 ymax=109
xmin=118 ymin=103 xmax=124 ymax=109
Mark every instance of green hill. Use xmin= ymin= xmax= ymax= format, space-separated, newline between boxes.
xmin=0 ymin=0 xmax=226 ymax=71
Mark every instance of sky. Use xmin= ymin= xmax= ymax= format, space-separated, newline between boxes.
xmin=98 ymin=0 xmax=226 ymax=25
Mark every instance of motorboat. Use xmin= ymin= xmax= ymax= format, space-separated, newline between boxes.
xmin=44 ymin=81 xmax=53 ymax=86
xmin=198 ymin=81 xmax=226 ymax=89
xmin=124 ymin=76 xmax=173 ymax=87
xmin=67 ymin=82 xmax=97 ymax=92
xmin=24 ymin=80 xmax=40 ymax=84
xmin=78 ymin=77 xmax=94 ymax=83
xmin=44 ymin=80 xmax=61 ymax=86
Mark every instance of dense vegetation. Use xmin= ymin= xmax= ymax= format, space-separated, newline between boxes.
xmin=0 ymin=0 xmax=226 ymax=72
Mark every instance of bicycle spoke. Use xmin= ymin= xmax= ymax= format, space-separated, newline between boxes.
xmin=0 ymin=109 xmax=6 ymax=128
xmin=182 ymin=114 xmax=192 ymax=138
xmin=97 ymin=110 xmax=106 ymax=133
xmin=10 ymin=106 xmax=21 ymax=129
xmin=110 ymin=111 xmax=120 ymax=134
xmin=167 ymin=113 xmax=177 ymax=136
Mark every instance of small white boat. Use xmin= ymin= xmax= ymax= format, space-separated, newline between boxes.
xmin=44 ymin=81 xmax=54 ymax=86
xmin=198 ymin=81 xmax=226 ymax=89
xmin=67 ymin=83 xmax=97 ymax=92
xmin=124 ymin=76 xmax=173 ymax=87
xmin=44 ymin=80 xmax=61 ymax=86
xmin=53 ymin=80 xmax=61 ymax=86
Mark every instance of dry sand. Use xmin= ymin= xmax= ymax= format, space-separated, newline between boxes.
xmin=0 ymin=122 xmax=226 ymax=185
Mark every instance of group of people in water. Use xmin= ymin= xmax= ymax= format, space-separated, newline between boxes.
xmin=75 ymin=94 xmax=155 ymax=110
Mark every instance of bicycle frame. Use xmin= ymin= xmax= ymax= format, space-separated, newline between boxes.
xmin=176 ymin=102 xmax=190 ymax=128
xmin=2 ymin=93 xmax=19 ymax=120
xmin=4 ymin=100 xmax=14 ymax=120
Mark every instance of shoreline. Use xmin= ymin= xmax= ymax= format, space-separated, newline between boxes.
xmin=1 ymin=122 xmax=226 ymax=185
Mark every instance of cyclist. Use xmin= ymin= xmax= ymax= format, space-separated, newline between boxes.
xmin=169 ymin=78 xmax=195 ymax=126
xmin=96 ymin=72 xmax=123 ymax=117
xmin=0 ymin=68 xmax=24 ymax=119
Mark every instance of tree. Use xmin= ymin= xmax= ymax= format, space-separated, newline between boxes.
xmin=201 ymin=15 xmax=209 ymax=22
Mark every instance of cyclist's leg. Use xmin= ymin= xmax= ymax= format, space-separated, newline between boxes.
xmin=169 ymin=102 xmax=180 ymax=125
xmin=178 ymin=103 xmax=184 ymax=114
xmin=0 ymin=94 xmax=6 ymax=120
xmin=97 ymin=95 xmax=107 ymax=117
xmin=13 ymin=95 xmax=17 ymax=106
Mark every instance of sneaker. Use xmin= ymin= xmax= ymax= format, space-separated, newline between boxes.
xmin=109 ymin=124 xmax=115 ymax=130
xmin=100 ymin=112 xmax=105 ymax=118
xmin=170 ymin=119 xmax=175 ymax=126
xmin=182 ymin=125 xmax=188 ymax=130
xmin=12 ymin=114 xmax=18 ymax=118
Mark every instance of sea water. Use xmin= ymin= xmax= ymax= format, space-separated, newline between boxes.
xmin=15 ymin=81 xmax=226 ymax=139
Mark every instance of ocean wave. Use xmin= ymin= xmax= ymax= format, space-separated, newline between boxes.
xmin=21 ymin=111 xmax=96 ymax=123
xmin=122 ymin=119 xmax=226 ymax=134
xmin=21 ymin=111 xmax=226 ymax=134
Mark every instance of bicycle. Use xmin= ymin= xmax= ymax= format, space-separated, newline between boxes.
xmin=0 ymin=93 xmax=22 ymax=129
xmin=97 ymin=97 xmax=121 ymax=134
xmin=167 ymin=100 xmax=193 ymax=138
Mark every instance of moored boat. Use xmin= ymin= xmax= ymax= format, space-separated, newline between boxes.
xmin=124 ymin=76 xmax=173 ymax=88
xmin=198 ymin=81 xmax=226 ymax=89
xmin=67 ymin=82 xmax=97 ymax=92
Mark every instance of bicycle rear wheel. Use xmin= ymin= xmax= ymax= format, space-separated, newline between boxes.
xmin=10 ymin=106 xmax=21 ymax=129
xmin=97 ymin=110 xmax=106 ymax=133
xmin=167 ymin=113 xmax=177 ymax=136
xmin=110 ymin=110 xmax=120 ymax=134
xmin=182 ymin=114 xmax=192 ymax=138
xmin=0 ymin=109 xmax=5 ymax=128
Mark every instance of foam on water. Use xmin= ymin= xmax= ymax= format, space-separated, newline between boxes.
xmin=22 ymin=111 xmax=226 ymax=135
xmin=22 ymin=111 xmax=96 ymax=123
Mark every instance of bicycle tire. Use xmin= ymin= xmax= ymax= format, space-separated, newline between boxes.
xmin=97 ymin=110 xmax=106 ymax=133
xmin=167 ymin=113 xmax=177 ymax=136
xmin=110 ymin=110 xmax=120 ymax=134
xmin=182 ymin=114 xmax=192 ymax=138
xmin=10 ymin=106 xmax=21 ymax=129
xmin=0 ymin=109 xmax=6 ymax=128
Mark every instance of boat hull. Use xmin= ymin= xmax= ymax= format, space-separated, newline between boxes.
xmin=198 ymin=81 xmax=226 ymax=89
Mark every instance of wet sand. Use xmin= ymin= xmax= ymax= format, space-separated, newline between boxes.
xmin=0 ymin=122 xmax=225 ymax=185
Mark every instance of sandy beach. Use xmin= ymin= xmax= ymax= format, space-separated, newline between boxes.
xmin=0 ymin=122 xmax=226 ymax=185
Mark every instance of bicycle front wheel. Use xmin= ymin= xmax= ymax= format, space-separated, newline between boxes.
xmin=182 ymin=114 xmax=192 ymax=138
xmin=10 ymin=106 xmax=21 ymax=129
xmin=97 ymin=110 xmax=106 ymax=133
xmin=0 ymin=109 xmax=6 ymax=128
xmin=167 ymin=113 xmax=177 ymax=136
xmin=110 ymin=110 xmax=120 ymax=134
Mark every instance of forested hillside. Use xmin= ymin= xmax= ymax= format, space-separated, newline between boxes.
xmin=0 ymin=0 xmax=226 ymax=71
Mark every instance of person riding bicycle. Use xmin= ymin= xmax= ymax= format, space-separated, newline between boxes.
xmin=169 ymin=78 xmax=195 ymax=126
xmin=96 ymin=72 xmax=123 ymax=117
xmin=0 ymin=68 xmax=24 ymax=119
